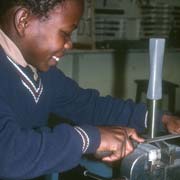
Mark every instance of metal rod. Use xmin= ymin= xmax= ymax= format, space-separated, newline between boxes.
xmin=147 ymin=99 xmax=161 ymax=138
xmin=84 ymin=170 xmax=111 ymax=180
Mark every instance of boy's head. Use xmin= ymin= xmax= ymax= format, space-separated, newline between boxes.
xmin=0 ymin=0 xmax=75 ymax=18
xmin=0 ymin=0 xmax=84 ymax=71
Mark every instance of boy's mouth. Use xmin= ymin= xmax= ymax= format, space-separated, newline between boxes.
xmin=52 ymin=56 xmax=60 ymax=62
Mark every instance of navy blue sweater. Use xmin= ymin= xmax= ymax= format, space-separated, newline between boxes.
xmin=0 ymin=48 xmax=146 ymax=179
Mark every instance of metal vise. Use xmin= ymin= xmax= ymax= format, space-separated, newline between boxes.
xmin=119 ymin=140 xmax=180 ymax=180
xmin=83 ymin=140 xmax=180 ymax=180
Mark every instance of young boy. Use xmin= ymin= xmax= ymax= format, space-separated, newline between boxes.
xmin=0 ymin=0 xmax=179 ymax=179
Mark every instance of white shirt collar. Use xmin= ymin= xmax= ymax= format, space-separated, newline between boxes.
xmin=0 ymin=28 xmax=27 ymax=67
xmin=0 ymin=28 xmax=39 ymax=81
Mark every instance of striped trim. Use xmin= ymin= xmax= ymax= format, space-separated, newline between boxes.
xmin=74 ymin=126 xmax=90 ymax=153
xmin=7 ymin=56 xmax=43 ymax=103
xmin=21 ymin=80 xmax=43 ymax=103
xmin=145 ymin=111 xmax=148 ymax=128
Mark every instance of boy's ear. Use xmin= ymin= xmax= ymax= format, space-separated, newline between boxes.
xmin=14 ymin=8 xmax=30 ymax=36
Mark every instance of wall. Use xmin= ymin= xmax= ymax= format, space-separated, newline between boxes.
xmin=57 ymin=48 xmax=180 ymax=113
xmin=57 ymin=50 xmax=115 ymax=96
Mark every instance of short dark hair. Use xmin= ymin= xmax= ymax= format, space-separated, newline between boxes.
xmin=0 ymin=0 xmax=65 ymax=17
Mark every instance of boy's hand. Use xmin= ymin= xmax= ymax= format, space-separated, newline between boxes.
xmin=96 ymin=126 xmax=144 ymax=162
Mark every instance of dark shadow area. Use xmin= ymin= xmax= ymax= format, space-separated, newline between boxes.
xmin=112 ymin=49 xmax=127 ymax=98
xmin=60 ymin=166 xmax=92 ymax=180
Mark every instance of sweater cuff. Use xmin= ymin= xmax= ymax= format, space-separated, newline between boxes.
xmin=74 ymin=125 xmax=101 ymax=154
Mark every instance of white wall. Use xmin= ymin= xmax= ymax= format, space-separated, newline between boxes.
xmin=57 ymin=50 xmax=115 ymax=96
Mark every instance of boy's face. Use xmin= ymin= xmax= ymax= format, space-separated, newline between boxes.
xmin=19 ymin=0 xmax=83 ymax=71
